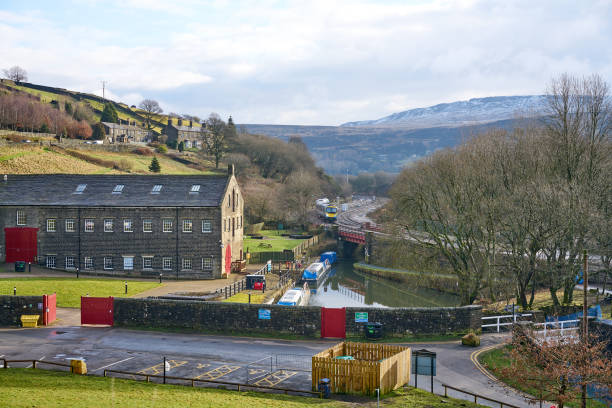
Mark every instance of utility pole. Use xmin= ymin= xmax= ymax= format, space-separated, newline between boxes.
xmin=581 ymin=249 xmax=588 ymax=408
xmin=101 ymin=81 xmax=107 ymax=100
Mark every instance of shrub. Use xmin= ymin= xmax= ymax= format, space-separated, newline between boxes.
xmin=156 ymin=145 xmax=168 ymax=154
xmin=114 ymin=159 xmax=132 ymax=171
xmin=461 ymin=332 xmax=480 ymax=347
xmin=178 ymin=141 xmax=184 ymax=152
xmin=149 ymin=157 xmax=161 ymax=173
xmin=133 ymin=147 xmax=153 ymax=156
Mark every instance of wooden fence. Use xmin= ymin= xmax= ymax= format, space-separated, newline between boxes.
xmin=312 ymin=342 xmax=410 ymax=395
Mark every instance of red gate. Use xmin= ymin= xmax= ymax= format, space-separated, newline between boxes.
xmin=321 ymin=307 xmax=346 ymax=338
xmin=81 ymin=297 xmax=114 ymax=326
xmin=4 ymin=227 xmax=38 ymax=262
xmin=225 ymin=244 xmax=232 ymax=275
xmin=42 ymin=293 xmax=57 ymax=325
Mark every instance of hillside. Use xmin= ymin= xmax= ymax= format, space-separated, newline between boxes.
xmin=341 ymin=95 xmax=547 ymax=128
xmin=0 ymin=79 xmax=202 ymax=135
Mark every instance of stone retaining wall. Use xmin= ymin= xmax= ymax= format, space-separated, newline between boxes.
xmin=113 ymin=297 xmax=482 ymax=337
xmin=0 ymin=295 xmax=43 ymax=326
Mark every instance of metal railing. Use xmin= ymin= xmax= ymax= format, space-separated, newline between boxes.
xmin=533 ymin=319 xmax=580 ymax=343
xmin=481 ymin=313 xmax=533 ymax=332
xmin=441 ymin=383 xmax=520 ymax=408
xmin=2 ymin=358 xmax=74 ymax=372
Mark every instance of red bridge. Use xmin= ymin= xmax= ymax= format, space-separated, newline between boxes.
xmin=338 ymin=227 xmax=367 ymax=245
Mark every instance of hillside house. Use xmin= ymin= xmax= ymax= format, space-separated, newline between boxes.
xmin=102 ymin=120 xmax=152 ymax=144
xmin=0 ymin=167 xmax=244 ymax=279
xmin=164 ymin=118 xmax=206 ymax=148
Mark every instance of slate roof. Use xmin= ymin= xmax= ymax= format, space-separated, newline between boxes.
xmin=102 ymin=122 xmax=146 ymax=131
xmin=0 ymin=175 xmax=229 ymax=207
xmin=169 ymin=124 xmax=204 ymax=133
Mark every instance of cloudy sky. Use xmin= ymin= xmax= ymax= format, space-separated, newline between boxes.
xmin=2 ymin=0 xmax=611 ymax=125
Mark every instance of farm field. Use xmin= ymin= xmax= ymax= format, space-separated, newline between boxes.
xmin=0 ymin=278 xmax=161 ymax=308
xmin=244 ymin=230 xmax=306 ymax=253
xmin=0 ymin=145 xmax=116 ymax=174
xmin=0 ymin=368 xmax=485 ymax=408
xmin=76 ymin=150 xmax=212 ymax=174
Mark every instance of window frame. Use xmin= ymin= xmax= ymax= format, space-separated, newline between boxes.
xmin=202 ymin=257 xmax=212 ymax=270
xmin=84 ymin=219 xmax=94 ymax=232
xmin=123 ymin=256 xmax=134 ymax=270
xmin=162 ymin=219 xmax=173 ymax=233
xmin=65 ymin=219 xmax=76 ymax=233
xmin=143 ymin=219 xmax=153 ymax=233
xmin=104 ymin=257 xmax=113 ymax=270
xmin=46 ymin=218 xmax=57 ymax=232
xmin=84 ymin=256 xmax=94 ymax=270
xmin=65 ymin=256 xmax=75 ymax=269
xmin=112 ymin=184 xmax=124 ymax=194
xmin=182 ymin=258 xmax=192 ymax=270
xmin=16 ymin=210 xmax=26 ymax=226
xmin=123 ymin=219 xmax=133 ymax=233
xmin=183 ymin=219 xmax=193 ymax=233
xmin=46 ymin=256 xmax=56 ymax=269
xmin=202 ymin=220 xmax=212 ymax=233
xmin=162 ymin=257 xmax=172 ymax=271
xmin=104 ymin=218 xmax=114 ymax=232
xmin=142 ymin=256 xmax=153 ymax=270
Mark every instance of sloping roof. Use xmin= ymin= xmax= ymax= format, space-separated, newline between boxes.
xmin=0 ymin=175 xmax=229 ymax=207
xmin=102 ymin=122 xmax=147 ymax=131
xmin=168 ymin=124 xmax=204 ymax=133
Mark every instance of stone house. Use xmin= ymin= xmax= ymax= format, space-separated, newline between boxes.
xmin=102 ymin=120 xmax=152 ymax=144
xmin=0 ymin=168 xmax=244 ymax=279
xmin=164 ymin=118 xmax=206 ymax=149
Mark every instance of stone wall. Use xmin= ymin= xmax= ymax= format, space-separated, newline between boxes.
xmin=0 ymin=295 xmax=43 ymax=326
xmin=114 ymin=298 xmax=321 ymax=336
xmin=113 ymin=298 xmax=482 ymax=337
xmin=345 ymin=305 xmax=481 ymax=336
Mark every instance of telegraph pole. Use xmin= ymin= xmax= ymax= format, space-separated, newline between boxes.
xmin=101 ymin=81 xmax=107 ymax=100
xmin=582 ymin=250 xmax=588 ymax=339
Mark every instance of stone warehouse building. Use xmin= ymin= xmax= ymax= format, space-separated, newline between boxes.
xmin=164 ymin=118 xmax=205 ymax=149
xmin=0 ymin=169 xmax=243 ymax=279
xmin=102 ymin=121 xmax=152 ymax=144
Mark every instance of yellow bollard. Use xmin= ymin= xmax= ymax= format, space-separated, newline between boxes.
xmin=70 ymin=359 xmax=87 ymax=375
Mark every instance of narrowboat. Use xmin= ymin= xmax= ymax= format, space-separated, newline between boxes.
xmin=277 ymin=283 xmax=310 ymax=306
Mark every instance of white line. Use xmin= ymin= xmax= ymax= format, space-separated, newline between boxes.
xmin=26 ymin=356 xmax=45 ymax=369
xmin=93 ymin=356 xmax=135 ymax=372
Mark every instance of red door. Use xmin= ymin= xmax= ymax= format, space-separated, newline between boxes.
xmin=81 ymin=297 xmax=114 ymax=325
xmin=4 ymin=227 xmax=38 ymax=262
xmin=321 ymin=307 xmax=346 ymax=338
xmin=225 ymin=244 xmax=232 ymax=275
xmin=42 ymin=293 xmax=57 ymax=325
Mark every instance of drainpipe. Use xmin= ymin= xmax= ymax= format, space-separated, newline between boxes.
xmin=77 ymin=208 xmax=81 ymax=272
xmin=175 ymin=207 xmax=179 ymax=280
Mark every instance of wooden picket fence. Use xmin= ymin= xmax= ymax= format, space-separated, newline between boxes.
xmin=312 ymin=342 xmax=411 ymax=395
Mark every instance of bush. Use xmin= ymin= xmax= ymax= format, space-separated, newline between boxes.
xmin=149 ymin=157 xmax=161 ymax=173
xmin=178 ymin=141 xmax=184 ymax=152
xmin=461 ymin=332 xmax=480 ymax=347
xmin=156 ymin=145 xmax=168 ymax=154
xmin=166 ymin=140 xmax=177 ymax=149
xmin=133 ymin=147 xmax=153 ymax=156
xmin=114 ymin=159 xmax=132 ymax=171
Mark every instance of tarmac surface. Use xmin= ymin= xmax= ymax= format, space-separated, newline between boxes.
xmin=0 ymin=324 xmax=538 ymax=407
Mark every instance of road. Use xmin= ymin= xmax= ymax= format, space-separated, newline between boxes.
xmin=0 ymin=325 xmax=537 ymax=407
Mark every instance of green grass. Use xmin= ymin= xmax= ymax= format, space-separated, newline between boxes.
xmin=0 ymin=368 xmax=485 ymax=408
xmin=479 ymin=346 xmax=609 ymax=408
xmin=0 ymin=278 xmax=161 ymax=308
xmin=244 ymin=230 xmax=306 ymax=253
xmin=222 ymin=292 xmax=266 ymax=304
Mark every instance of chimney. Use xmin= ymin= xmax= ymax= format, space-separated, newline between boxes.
xmin=189 ymin=120 xmax=193 ymax=127
xmin=228 ymin=164 xmax=235 ymax=176
xmin=178 ymin=119 xmax=183 ymax=127
xmin=168 ymin=118 xmax=172 ymax=126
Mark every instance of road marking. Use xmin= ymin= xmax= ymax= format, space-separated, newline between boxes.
xmin=470 ymin=345 xmax=500 ymax=383
xmin=26 ymin=356 xmax=45 ymax=369
xmin=253 ymin=370 xmax=298 ymax=387
xmin=139 ymin=360 xmax=187 ymax=375
xmin=196 ymin=363 xmax=211 ymax=369
xmin=195 ymin=364 xmax=241 ymax=380
xmin=92 ymin=356 xmax=135 ymax=372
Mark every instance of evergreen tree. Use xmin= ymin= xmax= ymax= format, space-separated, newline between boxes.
xmin=178 ymin=141 xmax=184 ymax=152
xmin=149 ymin=157 xmax=161 ymax=173
xmin=101 ymin=102 xmax=119 ymax=123
xmin=92 ymin=123 xmax=105 ymax=140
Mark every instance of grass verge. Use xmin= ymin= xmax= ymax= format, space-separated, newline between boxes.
xmin=244 ymin=230 xmax=306 ymax=253
xmin=222 ymin=292 xmax=266 ymax=304
xmin=0 ymin=368 xmax=485 ymax=408
xmin=0 ymin=278 xmax=161 ymax=308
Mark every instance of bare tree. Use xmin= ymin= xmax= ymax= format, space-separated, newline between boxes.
xmin=281 ymin=170 xmax=320 ymax=228
xmin=203 ymin=113 xmax=226 ymax=168
xmin=138 ymin=99 xmax=163 ymax=130
xmin=3 ymin=66 xmax=28 ymax=82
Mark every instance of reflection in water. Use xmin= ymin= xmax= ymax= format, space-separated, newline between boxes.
xmin=308 ymin=260 xmax=460 ymax=308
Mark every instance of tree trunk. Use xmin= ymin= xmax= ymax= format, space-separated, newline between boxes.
xmin=550 ymin=287 xmax=561 ymax=307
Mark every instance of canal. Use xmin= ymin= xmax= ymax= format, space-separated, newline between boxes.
xmin=307 ymin=260 xmax=460 ymax=308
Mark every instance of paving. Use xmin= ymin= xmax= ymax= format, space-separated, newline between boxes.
xmin=0 ymin=324 xmax=537 ymax=406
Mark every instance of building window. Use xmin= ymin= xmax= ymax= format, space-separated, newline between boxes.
xmin=202 ymin=257 xmax=212 ymax=269
xmin=223 ymin=219 xmax=226 ymax=232
xmin=183 ymin=220 xmax=193 ymax=233
xmin=65 ymin=256 xmax=75 ymax=269
xmin=16 ymin=210 xmax=26 ymax=226
xmin=47 ymin=219 xmax=56 ymax=232
xmin=104 ymin=257 xmax=113 ymax=270
xmin=162 ymin=257 xmax=172 ymax=270
xmin=104 ymin=219 xmax=113 ymax=232
xmin=84 ymin=257 xmax=94 ymax=270
xmin=84 ymin=219 xmax=94 ymax=232
xmin=143 ymin=219 xmax=153 ymax=233
xmin=123 ymin=219 xmax=133 ymax=232
xmin=142 ymin=256 xmax=153 ymax=270
xmin=123 ymin=256 xmax=134 ymax=270
xmin=74 ymin=184 xmax=87 ymax=194
xmin=151 ymin=185 xmax=162 ymax=194
xmin=227 ymin=195 xmax=231 ymax=208
xmin=202 ymin=220 xmax=212 ymax=233
xmin=65 ymin=219 xmax=76 ymax=232
xmin=190 ymin=184 xmax=200 ymax=193
xmin=112 ymin=184 xmax=124 ymax=194
xmin=182 ymin=258 xmax=192 ymax=270
xmin=163 ymin=219 xmax=173 ymax=233
xmin=46 ymin=256 xmax=56 ymax=268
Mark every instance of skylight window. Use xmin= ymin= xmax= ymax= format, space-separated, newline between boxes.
xmin=74 ymin=184 xmax=87 ymax=194
xmin=112 ymin=184 xmax=124 ymax=194
xmin=152 ymin=185 xmax=163 ymax=194
xmin=190 ymin=185 xmax=201 ymax=193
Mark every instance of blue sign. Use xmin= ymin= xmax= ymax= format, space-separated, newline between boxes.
xmin=411 ymin=355 xmax=436 ymax=376
xmin=258 ymin=309 xmax=271 ymax=320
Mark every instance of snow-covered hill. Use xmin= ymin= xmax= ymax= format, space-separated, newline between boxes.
xmin=341 ymin=95 xmax=547 ymax=128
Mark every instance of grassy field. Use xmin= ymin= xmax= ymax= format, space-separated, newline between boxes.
xmin=484 ymin=288 xmax=611 ymax=314
xmin=0 ymin=277 xmax=161 ymax=308
xmin=0 ymin=368 xmax=485 ymax=408
xmin=479 ymin=346 xmax=608 ymax=408
xmin=244 ymin=230 xmax=306 ymax=253
xmin=222 ymin=292 xmax=266 ymax=304
xmin=76 ymin=150 xmax=209 ymax=174
xmin=0 ymin=145 xmax=116 ymax=174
